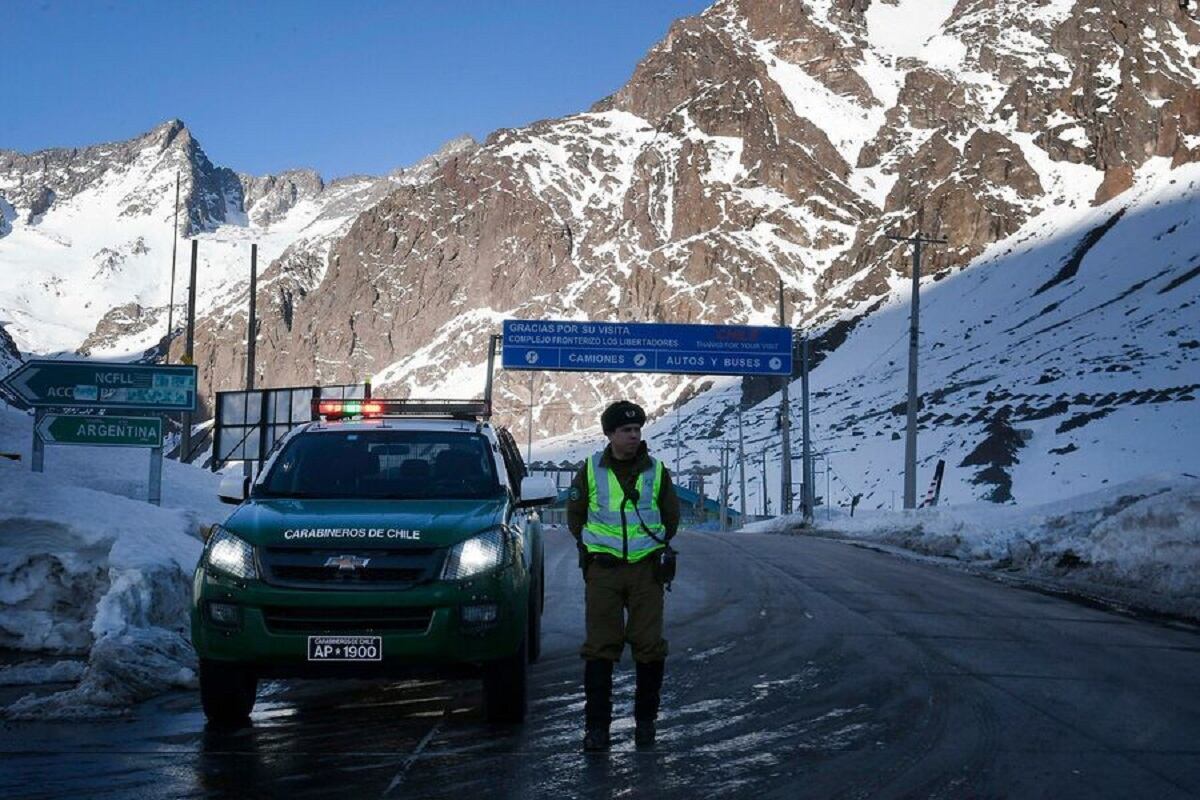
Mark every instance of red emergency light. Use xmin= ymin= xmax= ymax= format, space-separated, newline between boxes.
xmin=311 ymin=398 xmax=490 ymax=422
xmin=314 ymin=400 xmax=383 ymax=419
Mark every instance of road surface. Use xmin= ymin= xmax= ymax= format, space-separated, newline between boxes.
xmin=2 ymin=528 xmax=1198 ymax=799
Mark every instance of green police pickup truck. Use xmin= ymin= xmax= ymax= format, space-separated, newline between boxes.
xmin=192 ymin=399 xmax=555 ymax=727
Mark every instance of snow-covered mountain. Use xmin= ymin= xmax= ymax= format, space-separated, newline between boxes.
xmin=2 ymin=0 xmax=1197 ymax=507
xmin=0 ymin=120 xmax=476 ymax=358
xmin=542 ymin=157 xmax=1200 ymax=509
xmin=175 ymin=0 xmax=1197 ymax=436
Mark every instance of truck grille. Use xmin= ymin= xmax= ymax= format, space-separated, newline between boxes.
xmin=262 ymin=605 xmax=435 ymax=634
xmin=260 ymin=546 xmax=441 ymax=590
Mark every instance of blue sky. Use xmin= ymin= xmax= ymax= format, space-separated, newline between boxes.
xmin=7 ymin=0 xmax=712 ymax=179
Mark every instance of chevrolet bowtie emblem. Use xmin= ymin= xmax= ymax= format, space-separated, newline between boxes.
xmin=324 ymin=554 xmax=371 ymax=571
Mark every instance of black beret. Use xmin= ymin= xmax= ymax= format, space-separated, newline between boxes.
xmin=601 ymin=400 xmax=646 ymax=434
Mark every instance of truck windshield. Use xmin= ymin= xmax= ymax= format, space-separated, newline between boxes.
xmin=256 ymin=430 xmax=502 ymax=500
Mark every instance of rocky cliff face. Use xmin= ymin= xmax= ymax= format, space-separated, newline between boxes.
xmin=238 ymin=169 xmax=325 ymax=227
xmin=0 ymin=323 xmax=20 ymax=382
xmin=175 ymin=0 xmax=1199 ymax=444
xmin=170 ymin=135 xmax=480 ymax=403
xmin=813 ymin=0 xmax=1200 ymax=308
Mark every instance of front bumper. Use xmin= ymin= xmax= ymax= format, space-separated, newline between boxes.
xmin=190 ymin=564 xmax=526 ymax=676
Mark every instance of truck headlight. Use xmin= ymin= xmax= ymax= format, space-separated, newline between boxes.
xmin=206 ymin=525 xmax=258 ymax=580
xmin=441 ymin=529 xmax=505 ymax=581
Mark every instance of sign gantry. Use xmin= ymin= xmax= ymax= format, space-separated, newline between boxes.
xmin=500 ymin=320 xmax=792 ymax=377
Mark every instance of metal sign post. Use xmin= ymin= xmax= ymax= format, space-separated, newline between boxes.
xmin=149 ymin=446 xmax=163 ymax=506
xmin=32 ymin=408 xmax=45 ymax=473
xmin=31 ymin=412 xmax=166 ymax=503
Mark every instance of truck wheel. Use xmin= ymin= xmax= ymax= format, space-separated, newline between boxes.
xmin=483 ymin=635 xmax=528 ymax=724
xmin=199 ymin=659 xmax=257 ymax=728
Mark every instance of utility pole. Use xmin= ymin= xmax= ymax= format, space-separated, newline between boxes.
xmin=483 ymin=334 xmax=500 ymax=418
xmin=526 ymin=372 xmax=535 ymax=464
xmin=778 ymin=278 xmax=793 ymax=515
xmin=886 ymin=209 xmax=946 ymax=509
xmin=718 ymin=444 xmax=729 ymax=532
xmin=246 ymin=243 xmax=258 ymax=391
xmin=675 ymin=404 xmax=681 ymax=474
xmin=826 ymin=458 xmax=831 ymax=521
xmin=760 ymin=449 xmax=769 ymax=516
xmin=800 ymin=335 xmax=814 ymax=525
xmin=243 ymin=243 xmax=258 ymax=479
xmin=166 ymin=172 xmax=180 ymax=351
xmin=737 ymin=407 xmax=747 ymax=522
xmin=180 ymin=239 xmax=199 ymax=463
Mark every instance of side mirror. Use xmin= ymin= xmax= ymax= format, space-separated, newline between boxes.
xmin=218 ymin=473 xmax=249 ymax=505
xmin=518 ymin=476 xmax=557 ymax=508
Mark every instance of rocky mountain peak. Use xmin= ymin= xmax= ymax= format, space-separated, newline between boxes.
xmin=0 ymin=116 xmax=245 ymax=237
xmin=239 ymin=169 xmax=325 ymax=227
xmin=150 ymin=118 xmax=189 ymax=150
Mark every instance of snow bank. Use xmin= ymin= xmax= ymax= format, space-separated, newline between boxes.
xmin=0 ymin=404 xmax=227 ymax=717
xmin=741 ymin=475 xmax=1200 ymax=618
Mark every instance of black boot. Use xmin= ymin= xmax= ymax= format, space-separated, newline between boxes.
xmin=634 ymin=660 xmax=664 ymax=749
xmin=583 ymin=659 xmax=613 ymax=752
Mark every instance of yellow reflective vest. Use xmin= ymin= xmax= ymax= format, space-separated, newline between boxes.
xmin=581 ymin=451 xmax=666 ymax=562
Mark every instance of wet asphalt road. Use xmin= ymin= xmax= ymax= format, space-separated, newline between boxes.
xmin=2 ymin=528 xmax=1200 ymax=799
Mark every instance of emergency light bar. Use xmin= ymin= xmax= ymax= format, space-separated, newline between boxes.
xmin=312 ymin=398 xmax=491 ymax=421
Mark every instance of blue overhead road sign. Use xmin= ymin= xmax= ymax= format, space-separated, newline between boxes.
xmin=501 ymin=320 xmax=792 ymax=376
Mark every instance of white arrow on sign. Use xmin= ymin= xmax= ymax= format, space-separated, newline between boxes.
xmin=633 ymin=353 xmax=648 ymax=367
xmin=3 ymin=364 xmax=40 ymax=403
xmin=525 ymin=350 xmax=539 ymax=365
xmin=35 ymin=415 xmax=55 ymax=442
xmin=769 ymin=357 xmax=782 ymax=370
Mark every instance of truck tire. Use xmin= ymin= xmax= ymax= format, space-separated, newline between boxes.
xmin=483 ymin=635 xmax=528 ymax=724
xmin=199 ymin=659 xmax=257 ymax=728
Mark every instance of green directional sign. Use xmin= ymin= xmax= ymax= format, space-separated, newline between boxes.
xmin=1 ymin=360 xmax=197 ymax=410
xmin=36 ymin=414 xmax=164 ymax=448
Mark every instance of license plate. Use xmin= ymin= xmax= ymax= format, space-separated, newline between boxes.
xmin=307 ymin=635 xmax=382 ymax=662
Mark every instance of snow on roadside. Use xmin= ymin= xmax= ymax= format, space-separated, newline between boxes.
xmin=740 ymin=474 xmax=1200 ymax=618
xmin=0 ymin=404 xmax=228 ymax=718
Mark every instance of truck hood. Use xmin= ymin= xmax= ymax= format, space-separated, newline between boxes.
xmin=223 ymin=497 xmax=507 ymax=548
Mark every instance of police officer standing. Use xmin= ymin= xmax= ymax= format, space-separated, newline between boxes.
xmin=567 ymin=400 xmax=681 ymax=751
